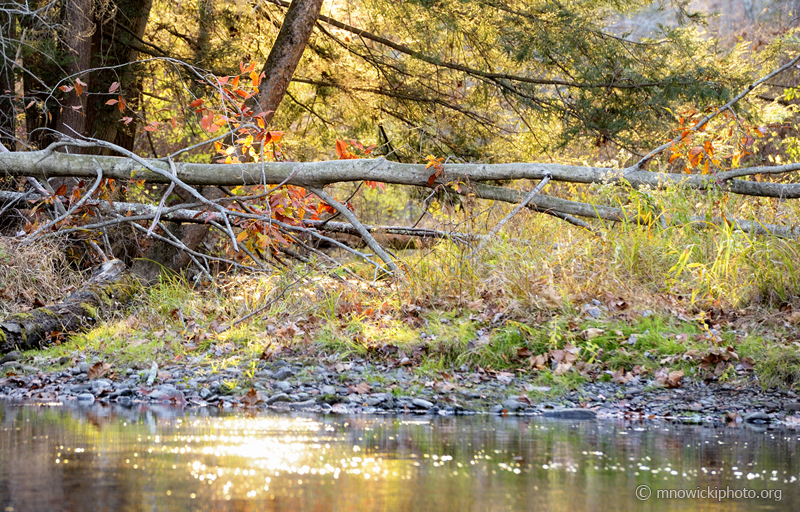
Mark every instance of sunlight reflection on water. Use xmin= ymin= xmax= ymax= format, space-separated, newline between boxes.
xmin=0 ymin=403 xmax=798 ymax=511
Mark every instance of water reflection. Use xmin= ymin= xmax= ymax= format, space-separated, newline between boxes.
xmin=0 ymin=402 xmax=797 ymax=511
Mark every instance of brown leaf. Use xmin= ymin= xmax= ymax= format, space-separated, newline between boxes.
xmin=347 ymin=382 xmax=371 ymax=394
xmin=496 ymin=372 xmax=515 ymax=384
xmin=516 ymin=346 xmax=532 ymax=358
xmin=434 ymin=381 xmax=457 ymax=392
xmin=580 ymin=328 xmax=605 ymax=340
xmin=612 ymin=370 xmax=632 ymax=384
xmin=554 ymin=362 xmax=572 ymax=376
xmin=242 ymin=388 xmax=263 ymax=407
xmin=87 ymin=361 xmax=111 ymax=380
xmin=530 ymin=354 xmax=548 ymax=370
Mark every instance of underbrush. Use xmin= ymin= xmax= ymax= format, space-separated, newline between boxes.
xmin=6 ymin=182 xmax=800 ymax=395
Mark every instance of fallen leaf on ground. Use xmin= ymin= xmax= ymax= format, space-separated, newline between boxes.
xmin=580 ymin=328 xmax=605 ymax=340
xmin=347 ymin=382 xmax=371 ymax=394
xmin=496 ymin=372 xmax=515 ymax=384
xmin=242 ymin=388 xmax=263 ymax=407
xmin=87 ymin=362 xmax=111 ymax=380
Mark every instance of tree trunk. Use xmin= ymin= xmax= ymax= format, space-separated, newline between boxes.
xmin=0 ymin=2 xmax=16 ymax=151
xmin=0 ymin=260 xmax=140 ymax=354
xmin=54 ymin=0 xmax=92 ymax=145
xmin=257 ymin=0 xmax=325 ymax=124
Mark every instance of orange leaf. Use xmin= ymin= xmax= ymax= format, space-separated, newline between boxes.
xmin=250 ymin=70 xmax=261 ymax=87
xmin=190 ymin=98 xmax=204 ymax=108
xmin=59 ymin=85 xmax=74 ymax=93
xmin=243 ymin=61 xmax=257 ymax=74
xmin=105 ymin=99 xmax=118 ymax=106
xmin=200 ymin=113 xmax=214 ymax=132
xmin=335 ymin=139 xmax=348 ymax=159
xmin=117 ymin=97 xmax=126 ymax=112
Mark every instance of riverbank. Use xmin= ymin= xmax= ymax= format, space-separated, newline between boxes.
xmin=2 ymin=346 xmax=800 ymax=426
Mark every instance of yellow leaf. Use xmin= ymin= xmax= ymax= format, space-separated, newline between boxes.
xmin=237 ymin=230 xmax=249 ymax=242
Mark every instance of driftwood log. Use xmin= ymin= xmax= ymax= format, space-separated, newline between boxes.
xmin=0 ymin=259 xmax=140 ymax=354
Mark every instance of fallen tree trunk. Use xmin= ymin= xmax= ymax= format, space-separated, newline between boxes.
xmin=0 ymin=259 xmax=140 ymax=354
xmin=1 ymin=146 xmax=800 ymax=198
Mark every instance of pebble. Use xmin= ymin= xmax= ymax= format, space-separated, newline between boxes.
xmin=76 ymin=393 xmax=95 ymax=403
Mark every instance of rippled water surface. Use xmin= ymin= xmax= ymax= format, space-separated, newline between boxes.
xmin=0 ymin=402 xmax=798 ymax=511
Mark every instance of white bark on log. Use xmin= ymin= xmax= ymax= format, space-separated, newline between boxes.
xmin=1 ymin=149 xmax=799 ymax=198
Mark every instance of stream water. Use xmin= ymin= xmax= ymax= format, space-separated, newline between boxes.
xmin=0 ymin=402 xmax=796 ymax=511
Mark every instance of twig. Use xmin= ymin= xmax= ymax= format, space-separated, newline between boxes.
xmin=26 ymin=167 xmax=103 ymax=241
xmin=145 ymin=157 xmax=178 ymax=237
xmin=309 ymin=186 xmax=399 ymax=273
xmin=629 ymin=53 xmax=800 ymax=173
xmin=479 ymin=173 xmax=552 ymax=250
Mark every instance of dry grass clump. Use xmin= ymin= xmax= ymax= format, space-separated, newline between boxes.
xmin=0 ymin=236 xmax=82 ymax=315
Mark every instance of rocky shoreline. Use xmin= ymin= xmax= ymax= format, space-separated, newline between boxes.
xmin=1 ymin=350 xmax=799 ymax=426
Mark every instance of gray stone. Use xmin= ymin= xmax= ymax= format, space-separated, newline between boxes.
xmin=584 ymin=306 xmax=602 ymax=318
xmin=288 ymin=399 xmax=317 ymax=410
xmin=744 ymin=411 xmax=770 ymax=423
xmin=273 ymin=367 xmax=294 ymax=380
xmin=785 ymin=402 xmax=800 ymax=412
xmin=266 ymin=393 xmax=291 ymax=405
xmin=542 ymin=408 xmax=597 ymax=420
xmin=109 ymin=388 xmax=131 ymax=399
xmin=22 ymin=365 xmax=39 ymax=373
xmin=274 ymin=381 xmax=292 ymax=392
xmin=1 ymin=361 xmax=22 ymax=371
xmin=320 ymin=385 xmax=337 ymax=395
xmin=76 ymin=393 xmax=95 ymax=403
xmin=491 ymin=404 xmax=504 ymax=413
xmin=502 ymin=399 xmax=524 ymax=412
xmin=199 ymin=388 xmax=212 ymax=399
xmin=78 ymin=362 xmax=91 ymax=373
xmin=412 ymin=398 xmax=434 ymax=409
xmin=0 ymin=351 xmax=21 ymax=364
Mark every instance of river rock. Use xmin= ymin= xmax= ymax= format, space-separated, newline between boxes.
xmin=273 ymin=367 xmax=294 ymax=380
xmin=502 ymin=399 xmax=524 ymax=412
xmin=274 ymin=381 xmax=292 ymax=392
xmin=76 ymin=393 xmax=95 ymax=403
xmin=542 ymin=408 xmax=597 ymax=420
xmin=0 ymin=351 xmax=21 ymax=364
xmin=412 ymin=398 xmax=434 ymax=409
xmin=320 ymin=385 xmax=337 ymax=395
xmin=266 ymin=393 xmax=291 ymax=405
xmin=744 ymin=411 xmax=770 ymax=423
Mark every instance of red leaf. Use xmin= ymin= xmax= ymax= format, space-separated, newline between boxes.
xmin=190 ymin=98 xmax=204 ymax=108
xmin=105 ymin=99 xmax=118 ymax=106
xmin=59 ymin=85 xmax=74 ymax=93
xmin=108 ymin=82 xmax=120 ymax=93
